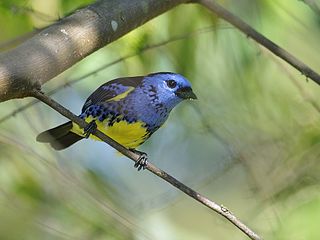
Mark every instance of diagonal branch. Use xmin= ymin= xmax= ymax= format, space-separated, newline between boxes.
xmin=31 ymin=90 xmax=262 ymax=240
xmin=199 ymin=0 xmax=320 ymax=85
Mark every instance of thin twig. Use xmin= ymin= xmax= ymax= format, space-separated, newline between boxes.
xmin=31 ymin=90 xmax=261 ymax=240
xmin=257 ymin=44 xmax=320 ymax=114
xmin=199 ymin=0 xmax=320 ymax=85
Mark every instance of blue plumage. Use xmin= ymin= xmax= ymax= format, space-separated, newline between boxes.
xmin=37 ymin=72 xmax=197 ymax=151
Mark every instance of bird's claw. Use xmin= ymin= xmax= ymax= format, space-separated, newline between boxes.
xmin=132 ymin=150 xmax=148 ymax=171
xmin=84 ymin=121 xmax=97 ymax=138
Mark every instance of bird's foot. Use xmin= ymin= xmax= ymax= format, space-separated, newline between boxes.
xmin=131 ymin=149 xmax=148 ymax=171
xmin=84 ymin=120 xmax=97 ymax=138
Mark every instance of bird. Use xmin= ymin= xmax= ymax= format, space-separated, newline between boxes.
xmin=37 ymin=72 xmax=197 ymax=170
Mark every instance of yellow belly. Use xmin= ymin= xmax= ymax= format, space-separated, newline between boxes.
xmin=71 ymin=116 xmax=149 ymax=149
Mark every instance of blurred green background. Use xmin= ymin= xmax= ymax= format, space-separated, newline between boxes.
xmin=1 ymin=0 xmax=320 ymax=239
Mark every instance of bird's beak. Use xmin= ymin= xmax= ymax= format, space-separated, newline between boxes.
xmin=175 ymin=87 xmax=197 ymax=100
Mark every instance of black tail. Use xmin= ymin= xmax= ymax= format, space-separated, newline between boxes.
xmin=37 ymin=121 xmax=83 ymax=150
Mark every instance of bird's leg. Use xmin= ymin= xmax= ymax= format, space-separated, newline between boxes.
xmin=131 ymin=149 xmax=148 ymax=171
xmin=83 ymin=120 xmax=97 ymax=138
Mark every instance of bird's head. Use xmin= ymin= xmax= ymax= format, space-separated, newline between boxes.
xmin=144 ymin=72 xmax=197 ymax=110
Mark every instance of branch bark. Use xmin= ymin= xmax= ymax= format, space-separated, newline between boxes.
xmin=199 ymin=0 xmax=320 ymax=85
xmin=0 ymin=0 xmax=188 ymax=102
xmin=31 ymin=90 xmax=262 ymax=240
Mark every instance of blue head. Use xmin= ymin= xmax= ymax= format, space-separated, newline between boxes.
xmin=143 ymin=72 xmax=197 ymax=111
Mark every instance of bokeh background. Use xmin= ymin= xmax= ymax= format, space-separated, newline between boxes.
xmin=1 ymin=0 xmax=320 ymax=239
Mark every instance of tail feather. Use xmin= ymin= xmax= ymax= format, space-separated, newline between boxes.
xmin=37 ymin=121 xmax=83 ymax=150
xmin=50 ymin=132 xmax=83 ymax=150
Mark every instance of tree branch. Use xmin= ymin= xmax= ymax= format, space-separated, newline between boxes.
xmin=0 ymin=0 xmax=189 ymax=102
xmin=31 ymin=90 xmax=262 ymax=240
xmin=199 ymin=0 xmax=320 ymax=85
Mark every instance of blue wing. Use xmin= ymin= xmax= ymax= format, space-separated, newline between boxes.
xmin=81 ymin=76 xmax=144 ymax=113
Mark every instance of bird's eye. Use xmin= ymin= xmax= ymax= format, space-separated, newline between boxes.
xmin=166 ymin=80 xmax=177 ymax=88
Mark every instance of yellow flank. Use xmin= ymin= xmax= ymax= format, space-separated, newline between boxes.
xmin=106 ymin=87 xmax=135 ymax=102
xmin=71 ymin=116 xmax=148 ymax=149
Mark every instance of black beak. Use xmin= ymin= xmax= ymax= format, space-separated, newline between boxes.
xmin=175 ymin=87 xmax=197 ymax=100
